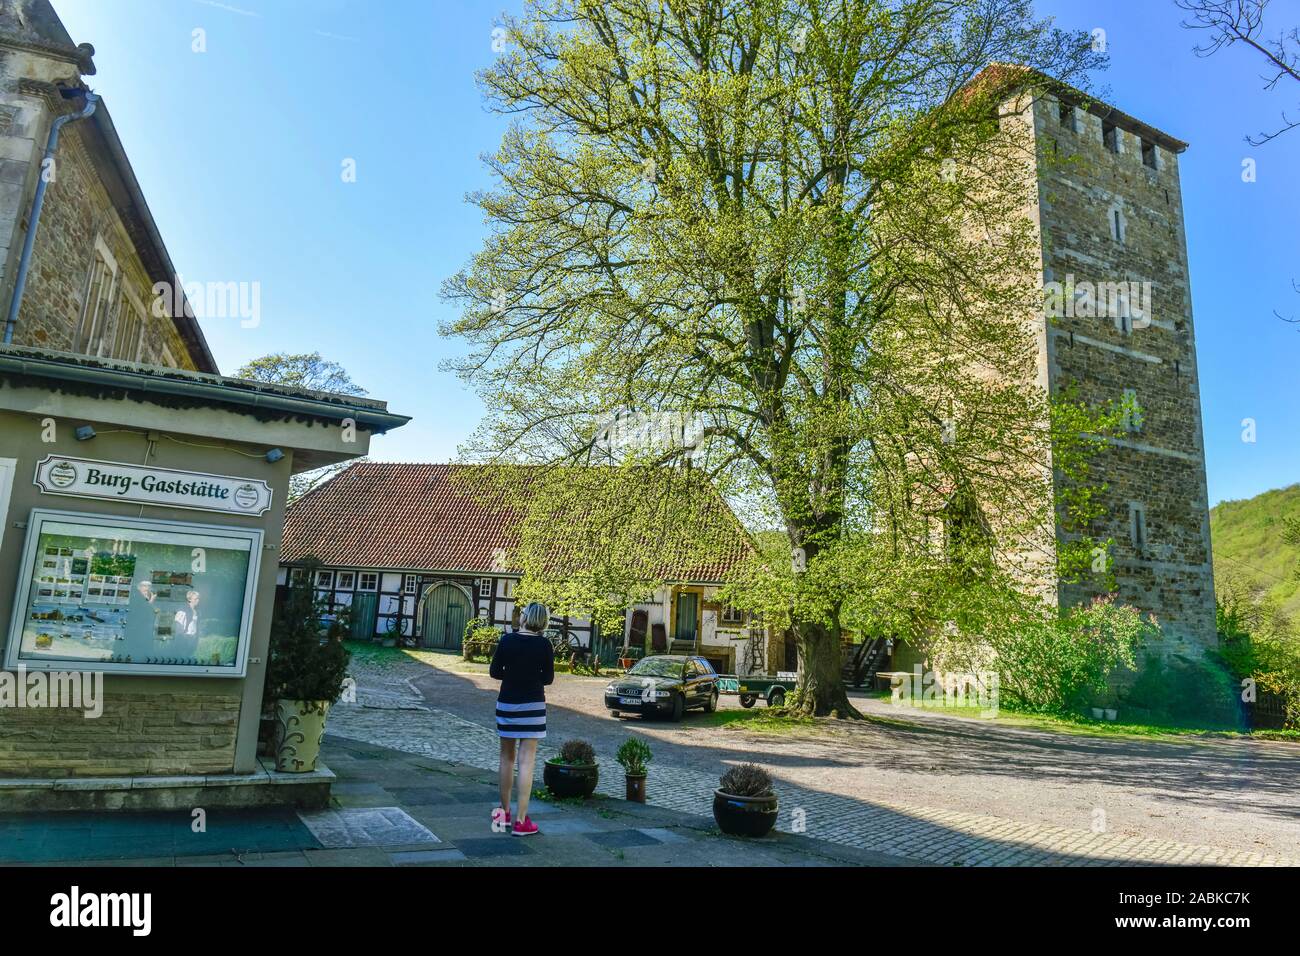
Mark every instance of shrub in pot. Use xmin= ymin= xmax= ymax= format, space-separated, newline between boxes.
xmin=616 ymin=737 xmax=652 ymax=803
xmin=543 ymin=739 xmax=599 ymax=798
xmin=713 ymin=763 xmax=778 ymax=837
xmin=266 ymin=561 xmax=352 ymax=773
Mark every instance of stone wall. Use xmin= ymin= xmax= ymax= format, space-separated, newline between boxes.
xmin=0 ymin=49 xmax=196 ymax=370
xmin=1032 ymin=95 xmax=1216 ymax=655
xmin=0 ymin=691 xmax=240 ymax=777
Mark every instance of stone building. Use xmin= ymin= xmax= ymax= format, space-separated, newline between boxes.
xmin=278 ymin=463 xmax=770 ymax=675
xmin=0 ymin=0 xmax=213 ymax=371
xmin=989 ymin=66 xmax=1217 ymax=657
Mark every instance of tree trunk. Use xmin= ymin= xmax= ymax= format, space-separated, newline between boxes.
xmin=793 ymin=620 xmax=861 ymax=718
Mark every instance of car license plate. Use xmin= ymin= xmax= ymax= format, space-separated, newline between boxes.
xmin=717 ymin=678 xmax=739 ymax=692
xmin=618 ymin=696 xmax=642 ymax=705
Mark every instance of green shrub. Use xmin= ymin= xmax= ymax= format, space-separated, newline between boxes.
xmin=267 ymin=559 xmax=352 ymax=703
xmin=615 ymin=737 xmax=652 ymax=776
xmin=1118 ymin=650 xmax=1242 ymax=730
xmin=462 ymin=619 xmax=501 ymax=660
xmin=993 ymin=596 xmax=1150 ymax=714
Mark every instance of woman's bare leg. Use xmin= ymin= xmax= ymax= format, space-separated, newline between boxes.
xmin=514 ymin=738 xmax=539 ymax=821
xmin=498 ymin=737 xmax=517 ymax=812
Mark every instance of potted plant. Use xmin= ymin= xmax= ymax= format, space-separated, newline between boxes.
xmin=615 ymin=737 xmax=652 ymax=803
xmin=266 ymin=561 xmax=352 ymax=773
xmin=543 ymin=739 xmax=600 ymax=798
xmin=713 ymin=763 xmax=778 ymax=837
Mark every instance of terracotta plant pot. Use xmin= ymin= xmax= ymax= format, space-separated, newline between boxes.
xmin=273 ymin=698 xmax=330 ymax=773
xmin=619 ymin=658 xmax=634 ymax=669
xmin=713 ymin=789 xmax=778 ymax=837
xmin=625 ymin=773 xmax=647 ymax=803
xmin=543 ymin=760 xmax=599 ymax=799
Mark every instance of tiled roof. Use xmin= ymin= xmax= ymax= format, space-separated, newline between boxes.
xmin=281 ymin=462 xmax=753 ymax=583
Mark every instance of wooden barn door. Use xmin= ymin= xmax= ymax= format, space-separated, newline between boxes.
xmin=422 ymin=584 xmax=473 ymax=650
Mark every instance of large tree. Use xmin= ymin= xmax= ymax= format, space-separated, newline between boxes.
xmin=235 ymin=351 xmax=368 ymax=502
xmin=445 ymin=0 xmax=1111 ymax=716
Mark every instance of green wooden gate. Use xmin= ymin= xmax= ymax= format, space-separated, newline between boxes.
xmin=421 ymin=584 xmax=473 ymax=650
xmin=349 ymin=592 xmax=378 ymax=641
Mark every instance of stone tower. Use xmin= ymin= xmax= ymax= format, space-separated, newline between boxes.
xmin=1002 ymin=71 xmax=1217 ymax=657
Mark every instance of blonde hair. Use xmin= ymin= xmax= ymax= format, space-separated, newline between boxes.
xmin=520 ymin=602 xmax=549 ymax=633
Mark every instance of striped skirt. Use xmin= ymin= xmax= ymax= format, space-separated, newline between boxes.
xmin=496 ymin=700 xmax=546 ymax=739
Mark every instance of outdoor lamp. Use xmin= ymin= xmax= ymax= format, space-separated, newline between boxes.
xmin=75 ymin=425 xmax=96 ymax=441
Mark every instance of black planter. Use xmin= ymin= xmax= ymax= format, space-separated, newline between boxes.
xmin=713 ymin=789 xmax=778 ymax=837
xmin=543 ymin=760 xmax=599 ymax=799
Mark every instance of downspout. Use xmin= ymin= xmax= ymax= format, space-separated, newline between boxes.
xmin=2 ymin=91 xmax=100 ymax=345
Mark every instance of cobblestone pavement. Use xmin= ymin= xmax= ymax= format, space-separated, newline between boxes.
xmin=329 ymin=655 xmax=1298 ymax=866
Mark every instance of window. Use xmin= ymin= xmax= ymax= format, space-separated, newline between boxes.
xmin=337 ymin=571 xmax=355 ymax=590
xmin=289 ymin=568 xmax=305 ymax=586
xmin=6 ymin=509 xmax=262 ymax=676
xmin=721 ymin=606 xmax=745 ymax=625
xmin=357 ymin=572 xmax=378 ymax=591
xmin=1129 ymin=503 xmax=1147 ymax=552
xmin=1109 ymin=205 xmax=1126 ymax=244
xmin=1102 ymin=120 xmax=1119 ymax=153
xmin=315 ymin=570 xmax=334 ymax=589
xmin=1057 ymin=99 xmax=1076 ymax=132
xmin=479 ymin=578 xmax=492 ymax=598
xmin=403 ymin=574 xmax=417 ymax=595
xmin=112 ymin=286 xmax=146 ymax=362
xmin=75 ymin=239 xmax=119 ymax=356
xmin=1141 ymin=139 xmax=1157 ymax=170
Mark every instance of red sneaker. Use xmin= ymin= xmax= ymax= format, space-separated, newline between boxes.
xmin=512 ymin=816 xmax=540 ymax=837
xmin=491 ymin=807 xmax=511 ymax=831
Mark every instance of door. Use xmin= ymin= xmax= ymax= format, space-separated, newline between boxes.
xmin=674 ymin=592 xmax=698 ymax=645
xmin=422 ymin=584 xmax=473 ymax=650
xmin=349 ymin=591 xmax=378 ymax=641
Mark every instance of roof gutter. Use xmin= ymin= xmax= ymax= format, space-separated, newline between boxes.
xmin=3 ymin=90 xmax=100 ymax=345
xmin=0 ymin=349 xmax=411 ymax=433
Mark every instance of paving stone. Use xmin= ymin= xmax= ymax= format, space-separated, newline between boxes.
xmin=296 ymin=807 xmax=440 ymax=849
xmin=454 ymin=837 xmax=535 ymax=858
xmin=326 ymin=656 xmax=1296 ymax=868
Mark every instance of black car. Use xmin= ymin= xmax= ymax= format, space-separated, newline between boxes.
xmin=605 ymin=655 xmax=719 ymax=721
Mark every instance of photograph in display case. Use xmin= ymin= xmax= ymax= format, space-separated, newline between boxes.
xmin=5 ymin=510 xmax=262 ymax=676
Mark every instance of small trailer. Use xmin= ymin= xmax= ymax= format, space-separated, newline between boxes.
xmin=715 ymin=672 xmax=799 ymax=708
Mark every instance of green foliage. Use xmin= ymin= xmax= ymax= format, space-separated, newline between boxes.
xmin=940 ymin=592 xmax=1151 ymax=715
xmin=1216 ymin=569 xmax=1300 ymax=728
xmin=234 ymin=352 xmax=368 ymax=503
xmin=718 ymin=763 xmax=775 ymax=797
xmin=1210 ymin=483 xmax=1300 ymax=621
xmin=555 ymin=739 xmax=597 ymax=766
xmin=615 ymin=737 xmax=653 ymax=776
xmin=462 ymin=618 xmax=501 ymax=661
xmin=1120 ymin=650 xmax=1243 ymax=730
xmin=267 ymin=560 xmax=352 ymax=703
xmin=444 ymin=0 xmax=1108 ymax=715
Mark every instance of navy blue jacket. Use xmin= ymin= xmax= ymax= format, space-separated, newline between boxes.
xmin=490 ymin=631 xmax=555 ymax=704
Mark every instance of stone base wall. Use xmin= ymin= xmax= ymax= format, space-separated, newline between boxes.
xmin=0 ymin=690 xmax=240 ymax=777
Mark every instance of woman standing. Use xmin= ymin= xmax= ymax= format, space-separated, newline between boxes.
xmin=489 ymin=602 xmax=555 ymax=836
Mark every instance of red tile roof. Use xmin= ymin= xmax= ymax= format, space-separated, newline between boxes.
xmin=281 ymin=462 xmax=753 ymax=583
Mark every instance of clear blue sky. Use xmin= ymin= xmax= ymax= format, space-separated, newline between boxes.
xmin=55 ymin=0 xmax=1300 ymax=507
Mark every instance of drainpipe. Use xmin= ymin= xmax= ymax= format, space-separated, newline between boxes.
xmin=2 ymin=91 xmax=100 ymax=345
